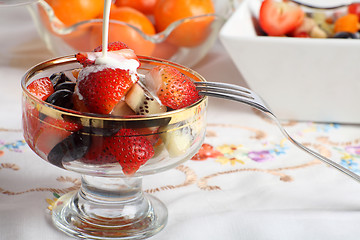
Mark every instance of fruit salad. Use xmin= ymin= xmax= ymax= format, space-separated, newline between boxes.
xmin=258 ymin=0 xmax=360 ymax=39
xmin=22 ymin=42 xmax=206 ymax=176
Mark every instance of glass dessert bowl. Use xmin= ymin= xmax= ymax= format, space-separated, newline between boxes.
xmin=27 ymin=0 xmax=236 ymax=67
xmin=21 ymin=55 xmax=208 ymax=239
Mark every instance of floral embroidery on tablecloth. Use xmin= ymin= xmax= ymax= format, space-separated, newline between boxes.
xmin=0 ymin=139 xmax=26 ymax=155
xmin=0 ymin=139 xmax=26 ymax=171
xmin=1 ymin=121 xmax=356 ymax=201
xmin=298 ymin=123 xmax=340 ymax=136
xmin=334 ymin=145 xmax=360 ymax=174
xmin=192 ymin=139 xmax=289 ymax=164
xmin=46 ymin=192 xmax=60 ymax=211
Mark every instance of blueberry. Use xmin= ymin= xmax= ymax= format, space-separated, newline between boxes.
xmin=45 ymin=89 xmax=73 ymax=109
xmin=332 ymin=32 xmax=358 ymax=39
xmin=82 ymin=121 xmax=123 ymax=137
xmin=47 ymin=131 xmax=91 ymax=168
xmin=54 ymin=82 xmax=76 ymax=92
xmin=49 ymin=72 xmax=71 ymax=88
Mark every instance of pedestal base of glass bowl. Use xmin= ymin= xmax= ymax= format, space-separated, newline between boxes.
xmin=51 ymin=176 xmax=167 ymax=240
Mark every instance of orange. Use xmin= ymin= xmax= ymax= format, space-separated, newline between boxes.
xmin=39 ymin=0 xmax=103 ymax=51
xmin=45 ymin=0 xmax=104 ymax=27
xmin=91 ymin=6 xmax=156 ymax=56
xmin=38 ymin=5 xmax=93 ymax=51
xmin=154 ymin=0 xmax=215 ymax=47
xmin=115 ymin=0 xmax=157 ymax=15
xmin=334 ymin=14 xmax=359 ymax=33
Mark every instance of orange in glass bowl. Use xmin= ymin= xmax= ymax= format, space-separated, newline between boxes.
xmin=28 ymin=0 xmax=236 ymax=67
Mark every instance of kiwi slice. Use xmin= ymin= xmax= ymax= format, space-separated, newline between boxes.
xmin=125 ymin=83 xmax=167 ymax=115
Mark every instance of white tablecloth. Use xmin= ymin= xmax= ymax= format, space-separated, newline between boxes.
xmin=1 ymin=4 xmax=360 ymax=240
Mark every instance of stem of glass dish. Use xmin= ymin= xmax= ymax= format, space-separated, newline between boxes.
xmin=51 ymin=175 xmax=168 ymax=240
xmin=79 ymin=175 xmax=151 ymax=220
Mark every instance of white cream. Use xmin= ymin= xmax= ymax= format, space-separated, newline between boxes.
xmin=83 ymin=0 xmax=140 ymax=83
xmin=78 ymin=52 xmax=140 ymax=84
xmin=102 ymin=0 xmax=112 ymax=58
xmin=95 ymin=51 xmax=140 ymax=71
xmin=75 ymin=0 xmax=140 ymax=107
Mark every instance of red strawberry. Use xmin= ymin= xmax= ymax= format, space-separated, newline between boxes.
xmin=74 ymin=46 xmax=140 ymax=115
xmin=34 ymin=117 xmax=81 ymax=156
xmin=76 ymin=41 xmax=131 ymax=67
xmin=136 ymin=127 xmax=161 ymax=146
xmin=81 ymin=136 xmax=117 ymax=165
xmin=24 ymin=78 xmax=54 ymax=147
xmin=148 ymin=66 xmax=201 ymax=110
xmin=27 ymin=77 xmax=54 ymax=101
xmin=93 ymin=41 xmax=129 ymax=52
xmin=23 ymin=105 xmax=40 ymax=150
xmin=107 ymin=128 xmax=155 ymax=175
xmin=76 ymin=67 xmax=136 ymax=114
xmin=81 ymin=128 xmax=154 ymax=175
xmin=75 ymin=52 xmax=95 ymax=67
xmin=76 ymin=49 xmax=139 ymax=67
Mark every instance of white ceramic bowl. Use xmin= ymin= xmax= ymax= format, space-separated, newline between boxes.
xmin=220 ymin=0 xmax=360 ymax=124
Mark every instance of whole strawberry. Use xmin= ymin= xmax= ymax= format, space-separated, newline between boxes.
xmin=148 ymin=65 xmax=201 ymax=109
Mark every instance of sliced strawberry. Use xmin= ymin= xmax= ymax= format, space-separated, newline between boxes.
xmin=34 ymin=117 xmax=81 ymax=156
xmin=136 ymin=127 xmax=161 ymax=146
xmin=148 ymin=66 xmax=201 ymax=110
xmin=293 ymin=31 xmax=310 ymax=38
xmin=75 ymin=52 xmax=95 ymax=67
xmin=259 ymin=0 xmax=304 ymax=36
xmin=349 ymin=3 xmax=360 ymax=19
xmin=23 ymin=106 xmax=40 ymax=150
xmin=76 ymin=41 xmax=132 ymax=67
xmin=81 ymin=136 xmax=117 ymax=165
xmin=27 ymin=77 xmax=54 ymax=101
xmin=93 ymin=41 xmax=129 ymax=52
xmin=76 ymin=49 xmax=140 ymax=68
xmin=75 ymin=45 xmax=140 ymax=115
xmin=107 ymin=128 xmax=155 ymax=175
xmin=80 ymin=128 xmax=154 ymax=175
xmin=76 ymin=67 xmax=136 ymax=114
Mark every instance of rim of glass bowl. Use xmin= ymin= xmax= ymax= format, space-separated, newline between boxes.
xmin=21 ymin=55 xmax=208 ymax=125
xmin=35 ymin=0 xmax=236 ymax=43
xmin=250 ymin=0 xmax=349 ymax=18
xmin=288 ymin=0 xmax=350 ymax=10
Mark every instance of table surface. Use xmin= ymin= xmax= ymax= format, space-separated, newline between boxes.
xmin=1 ymin=4 xmax=360 ymax=240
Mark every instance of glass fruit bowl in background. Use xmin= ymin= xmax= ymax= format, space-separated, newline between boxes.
xmin=21 ymin=55 xmax=208 ymax=239
xmin=27 ymin=0 xmax=236 ymax=67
